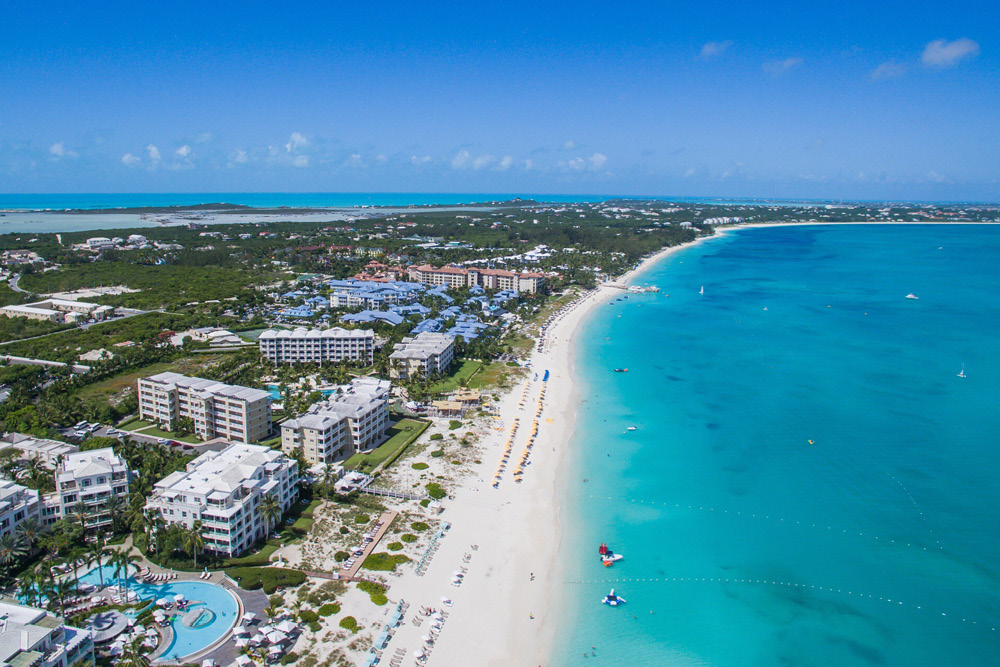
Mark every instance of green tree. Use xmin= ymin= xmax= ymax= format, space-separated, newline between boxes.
xmin=258 ymin=493 xmax=282 ymax=535
xmin=182 ymin=521 xmax=205 ymax=567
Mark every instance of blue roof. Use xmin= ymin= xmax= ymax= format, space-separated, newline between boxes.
xmin=340 ymin=310 xmax=404 ymax=325
xmin=390 ymin=303 xmax=431 ymax=315
xmin=281 ymin=306 xmax=315 ymax=317
xmin=412 ymin=318 xmax=442 ymax=334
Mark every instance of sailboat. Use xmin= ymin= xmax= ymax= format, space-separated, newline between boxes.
xmin=957 ymin=364 xmax=967 ymax=378
xmin=699 ymin=285 xmax=704 ymax=295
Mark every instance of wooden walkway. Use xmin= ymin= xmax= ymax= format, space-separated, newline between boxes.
xmin=340 ymin=510 xmax=398 ymax=579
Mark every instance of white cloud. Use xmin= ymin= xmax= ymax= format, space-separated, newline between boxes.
xmin=700 ymin=41 xmax=732 ymax=59
xmin=49 ymin=142 xmax=77 ymax=159
xmin=922 ymin=38 xmax=979 ymax=69
xmin=175 ymin=145 xmax=192 ymax=158
xmin=195 ymin=132 xmax=213 ymax=144
xmin=230 ymin=149 xmax=249 ymax=164
xmin=869 ymin=61 xmax=908 ymax=81
xmin=375 ymin=154 xmax=387 ymax=163
xmin=146 ymin=144 xmax=161 ymax=162
xmin=121 ymin=153 xmax=141 ymax=166
xmin=562 ymin=140 xmax=576 ymax=151
xmin=684 ymin=168 xmax=696 ymax=177
xmin=523 ymin=159 xmax=534 ymax=170
xmin=411 ymin=155 xmax=432 ymax=166
xmin=451 ymin=149 xmax=473 ymax=169
xmin=495 ymin=155 xmax=513 ymax=171
xmin=292 ymin=154 xmax=310 ymax=168
xmin=285 ymin=132 xmax=308 ymax=152
xmin=925 ymin=170 xmax=950 ymax=183
xmin=472 ymin=154 xmax=495 ymax=170
xmin=566 ymin=157 xmax=586 ymax=171
xmin=762 ymin=57 xmax=803 ymax=76
xmin=589 ymin=153 xmax=607 ymax=169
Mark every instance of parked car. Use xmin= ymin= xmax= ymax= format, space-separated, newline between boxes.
xmin=73 ymin=430 xmax=87 ymax=438
xmin=156 ymin=438 xmax=169 ymax=445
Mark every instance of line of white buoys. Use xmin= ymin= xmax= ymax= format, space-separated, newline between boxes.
xmin=589 ymin=495 xmax=940 ymax=554
xmin=562 ymin=576 xmax=997 ymax=632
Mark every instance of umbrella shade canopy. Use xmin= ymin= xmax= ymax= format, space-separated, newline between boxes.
xmin=156 ymin=598 xmax=170 ymax=606
xmin=234 ymin=626 xmax=250 ymax=636
xmin=266 ymin=631 xmax=287 ymax=644
xmin=235 ymin=656 xmax=253 ymax=667
xmin=242 ymin=612 xmax=257 ymax=623
xmin=452 ymin=570 xmax=464 ymax=576
xmin=234 ymin=638 xmax=249 ymax=648
xmin=440 ymin=597 xmax=452 ymax=605
xmin=268 ymin=646 xmax=283 ymax=655
xmin=174 ymin=594 xmax=185 ymax=602
xmin=413 ymin=649 xmax=425 ymax=658
xmin=201 ymin=660 xmax=216 ymax=667
xmin=421 ymin=634 xmax=433 ymax=643
xmin=275 ymin=621 xmax=298 ymax=634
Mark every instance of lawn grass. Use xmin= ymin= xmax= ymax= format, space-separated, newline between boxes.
xmin=121 ymin=418 xmax=158 ymax=430
xmin=427 ymin=359 xmax=482 ymax=394
xmin=343 ymin=418 xmax=430 ymax=472
xmin=135 ymin=425 xmax=201 ymax=444
xmin=468 ymin=361 xmax=527 ymax=391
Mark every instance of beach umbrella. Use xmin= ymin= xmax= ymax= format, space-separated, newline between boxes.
xmin=440 ymin=596 xmax=452 ymax=605
xmin=268 ymin=646 xmax=283 ymax=655
xmin=421 ymin=634 xmax=433 ymax=643
xmin=174 ymin=593 xmax=185 ymax=602
xmin=453 ymin=570 xmax=463 ymax=577
xmin=242 ymin=612 xmax=257 ymax=623
xmin=413 ymin=649 xmax=425 ymax=659
xmin=234 ymin=637 xmax=249 ymax=648
xmin=276 ymin=620 xmax=297 ymax=634
xmin=235 ymin=656 xmax=253 ymax=667
xmin=266 ymin=630 xmax=287 ymax=644
xmin=234 ymin=625 xmax=250 ymax=636
xmin=201 ymin=659 xmax=216 ymax=667
xmin=156 ymin=598 xmax=170 ymax=606
xmin=91 ymin=595 xmax=103 ymax=603
xmin=250 ymin=634 xmax=266 ymax=646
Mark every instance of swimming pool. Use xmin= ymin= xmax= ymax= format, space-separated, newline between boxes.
xmin=267 ymin=383 xmax=336 ymax=401
xmin=77 ymin=564 xmax=239 ymax=661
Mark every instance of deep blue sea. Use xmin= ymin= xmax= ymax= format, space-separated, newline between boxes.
xmin=555 ymin=224 xmax=1000 ymax=666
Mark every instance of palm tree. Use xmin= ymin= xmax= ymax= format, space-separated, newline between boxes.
xmin=119 ymin=636 xmax=150 ymax=667
xmin=105 ymin=494 xmax=125 ymax=534
xmin=46 ymin=578 xmax=76 ymax=618
xmin=116 ymin=552 xmax=142 ymax=598
xmin=257 ymin=493 xmax=282 ymax=535
xmin=182 ymin=521 xmax=205 ymax=567
xmin=72 ymin=500 xmax=89 ymax=531
xmin=17 ymin=571 xmax=37 ymax=606
xmin=0 ymin=533 xmax=27 ymax=571
xmin=16 ymin=517 xmax=48 ymax=556
xmin=85 ymin=540 xmax=106 ymax=588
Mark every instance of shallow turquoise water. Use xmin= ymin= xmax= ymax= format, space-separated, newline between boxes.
xmin=555 ymin=224 xmax=1000 ymax=666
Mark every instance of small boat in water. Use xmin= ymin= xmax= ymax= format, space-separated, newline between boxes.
xmin=599 ymin=543 xmax=624 ymax=566
xmin=602 ymin=588 xmax=626 ymax=606
xmin=626 ymin=426 xmax=637 ymax=431
xmin=614 ymin=368 xmax=628 ymax=373
xmin=958 ymin=364 xmax=967 ymax=378
xmin=699 ymin=285 xmax=704 ymax=295
xmin=906 ymin=293 xmax=919 ymax=300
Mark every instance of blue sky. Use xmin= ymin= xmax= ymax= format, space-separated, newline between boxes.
xmin=1 ymin=1 xmax=998 ymax=201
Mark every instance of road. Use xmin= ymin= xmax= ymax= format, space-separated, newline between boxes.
xmin=8 ymin=273 xmax=30 ymax=294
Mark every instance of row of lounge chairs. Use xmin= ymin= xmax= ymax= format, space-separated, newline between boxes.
xmin=138 ymin=568 xmax=177 ymax=582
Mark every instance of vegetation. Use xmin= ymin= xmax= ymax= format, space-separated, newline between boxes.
xmin=411 ymin=522 xmax=430 ymax=532
xmin=343 ymin=418 xmax=429 ymax=473
xmin=386 ymin=542 xmax=403 ymax=551
xmin=318 ymin=603 xmax=341 ymax=616
xmin=425 ymin=482 xmax=446 ymax=499
xmin=339 ymin=615 xmax=358 ymax=631
xmin=224 ymin=567 xmax=306 ymax=594
xmin=411 ymin=462 xmax=429 ymax=470
xmin=360 ymin=552 xmax=410 ymax=572
xmin=400 ymin=533 xmax=417 ymax=543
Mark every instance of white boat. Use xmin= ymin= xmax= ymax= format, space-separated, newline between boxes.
xmin=957 ymin=364 xmax=967 ymax=378
xmin=699 ymin=286 xmax=704 ymax=295
xmin=906 ymin=293 xmax=919 ymax=300
xmin=626 ymin=426 xmax=637 ymax=431
xmin=602 ymin=588 xmax=626 ymax=606
xmin=602 ymin=553 xmax=624 ymax=563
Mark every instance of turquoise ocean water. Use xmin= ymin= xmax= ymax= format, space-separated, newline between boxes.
xmin=555 ymin=224 xmax=1000 ymax=666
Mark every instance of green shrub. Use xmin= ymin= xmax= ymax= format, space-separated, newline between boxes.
xmin=387 ymin=542 xmax=403 ymax=551
xmin=430 ymin=449 xmax=444 ymax=457
xmin=280 ymin=653 xmax=299 ymax=665
xmin=448 ymin=420 xmax=462 ymax=430
xmin=411 ymin=521 xmax=430 ymax=532
xmin=429 ymin=433 xmax=443 ymax=441
xmin=308 ymin=620 xmax=322 ymax=632
xmin=357 ymin=580 xmax=388 ymax=604
xmin=361 ymin=552 xmax=410 ymax=572
xmin=268 ymin=594 xmax=284 ymax=608
xmin=334 ymin=551 xmax=349 ymax=562
xmin=451 ymin=460 xmax=461 ymax=465
xmin=371 ymin=593 xmax=388 ymax=606
xmin=225 ymin=567 xmax=306 ymax=594
xmin=299 ymin=610 xmax=319 ymax=623
xmin=354 ymin=513 xmax=370 ymax=524
xmin=318 ymin=603 xmax=341 ymax=617
xmin=425 ymin=482 xmax=446 ymax=499
xmin=339 ymin=526 xmax=350 ymax=534
xmin=339 ymin=616 xmax=358 ymax=632
xmin=420 ymin=499 xmax=430 ymax=508
xmin=411 ymin=462 xmax=429 ymax=470
xmin=401 ymin=533 xmax=417 ymax=543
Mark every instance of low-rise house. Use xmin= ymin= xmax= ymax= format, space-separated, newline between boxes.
xmin=0 ymin=479 xmax=41 ymax=539
xmin=145 ymin=443 xmax=299 ymax=557
xmin=0 ymin=433 xmax=78 ymax=468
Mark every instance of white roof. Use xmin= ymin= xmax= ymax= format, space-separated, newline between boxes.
xmin=142 ymin=372 xmax=271 ymax=403
xmin=259 ymin=327 xmax=373 ymax=340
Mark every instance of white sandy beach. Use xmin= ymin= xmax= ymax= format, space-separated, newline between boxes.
xmin=373 ymin=237 xmax=719 ymax=667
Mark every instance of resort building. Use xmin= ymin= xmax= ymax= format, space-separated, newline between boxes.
xmin=389 ymin=332 xmax=455 ymax=381
xmin=280 ymin=377 xmax=392 ymax=465
xmin=0 ymin=299 xmax=113 ymax=324
xmin=47 ymin=448 xmax=131 ymax=531
xmin=0 ymin=479 xmax=41 ymax=539
xmin=144 ymin=443 xmax=299 ymax=557
xmin=0 ymin=600 xmax=95 ymax=667
xmin=407 ymin=264 xmax=545 ymax=293
xmin=137 ymin=372 xmax=272 ymax=444
xmin=258 ymin=327 xmax=375 ymax=366
xmin=0 ymin=433 xmax=78 ymax=468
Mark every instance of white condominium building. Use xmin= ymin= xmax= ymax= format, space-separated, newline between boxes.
xmin=0 ymin=433 xmax=78 ymax=468
xmin=258 ymin=327 xmax=375 ymax=365
xmin=389 ymin=332 xmax=455 ymax=381
xmin=138 ymin=372 xmax=272 ymax=444
xmin=281 ymin=377 xmax=391 ymax=465
xmin=0 ymin=601 xmax=95 ymax=667
xmin=0 ymin=479 xmax=41 ymax=539
xmin=145 ymin=443 xmax=299 ymax=557
xmin=47 ymin=448 xmax=131 ymax=531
